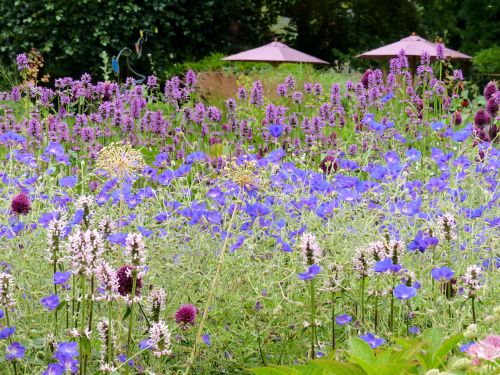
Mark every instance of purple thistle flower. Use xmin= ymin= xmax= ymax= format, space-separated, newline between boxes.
xmin=335 ymin=314 xmax=352 ymax=325
xmin=175 ymin=304 xmax=197 ymax=328
xmin=360 ymin=332 xmax=385 ymax=348
xmin=431 ymin=266 xmax=454 ymax=282
xmin=298 ymin=264 xmax=321 ymax=281
xmin=11 ymin=192 xmax=31 ymax=215
xmin=40 ymin=294 xmax=60 ymax=311
xmin=393 ymin=284 xmax=417 ymax=299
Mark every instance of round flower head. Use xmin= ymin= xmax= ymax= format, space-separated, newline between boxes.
xmin=474 ymin=109 xmax=491 ymax=129
xmin=452 ymin=111 xmax=462 ymax=126
xmin=320 ymin=155 xmax=338 ymax=174
xmin=486 ymin=96 xmax=498 ymax=117
xmin=483 ymin=81 xmax=498 ymax=101
xmin=300 ymin=233 xmax=322 ymax=266
xmin=11 ymin=192 xmax=31 ymax=215
xmin=175 ymin=304 xmax=197 ymax=329
xmin=116 ymin=266 xmax=142 ymax=297
xmin=361 ymin=69 xmax=372 ymax=89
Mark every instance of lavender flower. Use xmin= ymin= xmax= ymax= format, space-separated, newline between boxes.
xmin=148 ymin=320 xmax=172 ymax=357
xmin=0 ymin=273 xmax=16 ymax=308
xmin=250 ymin=80 xmax=264 ymax=107
xmin=436 ymin=43 xmax=445 ymax=61
xmin=16 ymin=53 xmax=29 ymax=71
xmin=300 ymin=233 xmax=322 ymax=266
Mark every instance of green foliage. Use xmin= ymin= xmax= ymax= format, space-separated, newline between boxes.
xmin=251 ymin=330 xmax=464 ymax=375
xmin=0 ymin=0 xmax=275 ymax=79
xmin=473 ymin=47 xmax=500 ymax=75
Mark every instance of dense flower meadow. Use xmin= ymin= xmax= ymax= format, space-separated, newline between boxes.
xmin=0 ymin=49 xmax=499 ymax=374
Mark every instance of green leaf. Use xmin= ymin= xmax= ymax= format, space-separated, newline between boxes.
xmin=349 ymin=338 xmax=375 ymax=364
xmin=249 ymin=366 xmax=301 ymax=375
xmin=55 ymin=300 xmax=67 ymax=312
xmin=431 ymin=333 xmax=463 ymax=368
xmin=122 ymin=306 xmax=131 ymax=320
xmin=312 ymin=360 xmax=366 ymax=375
xmin=80 ymin=336 xmax=91 ymax=356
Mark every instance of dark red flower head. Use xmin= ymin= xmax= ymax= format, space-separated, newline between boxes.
xmin=320 ymin=155 xmax=338 ymax=174
xmin=486 ymin=96 xmax=498 ymax=117
xmin=11 ymin=192 xmax=31 ymax=215
xmin=452 ymin=111 xmax=462 ymax=126
xmin=175 ymin=304 xmax=197 ymax=327
xmin=116 ymin=266 xmax=142 ymax=296
xmin=474 ymin=109 xmax=491 ymax=129
xmin=361 ymin=69 xmax=372 ymax=89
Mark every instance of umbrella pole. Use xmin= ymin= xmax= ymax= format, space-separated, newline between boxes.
xmin=410 ymin=56 xmax=417 ymax=83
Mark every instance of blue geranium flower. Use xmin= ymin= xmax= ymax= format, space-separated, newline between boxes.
xmin=298 ymin=264 xmax=321 ymax=281
xmin=359 ymin=332 xmax=385 ymax=349
xmin=393 ymin=284 xmax=417 ymax=299
xmin=40 ymin=294 xmax=60 ymax=311
xmin=431 ymin=266 xmax=454 ymax=282
xmin=269 ymin=124 xmax=283 ymax=138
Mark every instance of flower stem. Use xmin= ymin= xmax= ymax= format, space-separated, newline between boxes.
xmin=471 ymin=297 xmax=476 ymax=324
xmin=184 ymin=202 xmax=240 ymax=375
xmin=310 ymin=278 xmax=317 ymax=359
xmin=125 ymin=272 xmax=138 ymax=375
xmin=361 ymin=277 xmax=365 ymax=326
xmin=331 ymin=292 xmax=335 ymax=350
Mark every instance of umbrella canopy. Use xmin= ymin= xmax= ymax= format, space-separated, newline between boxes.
xmin=357 ymin=33 xmax=472 ymax=61
xmin=222 ymin=41 xmax=329 ymax=65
